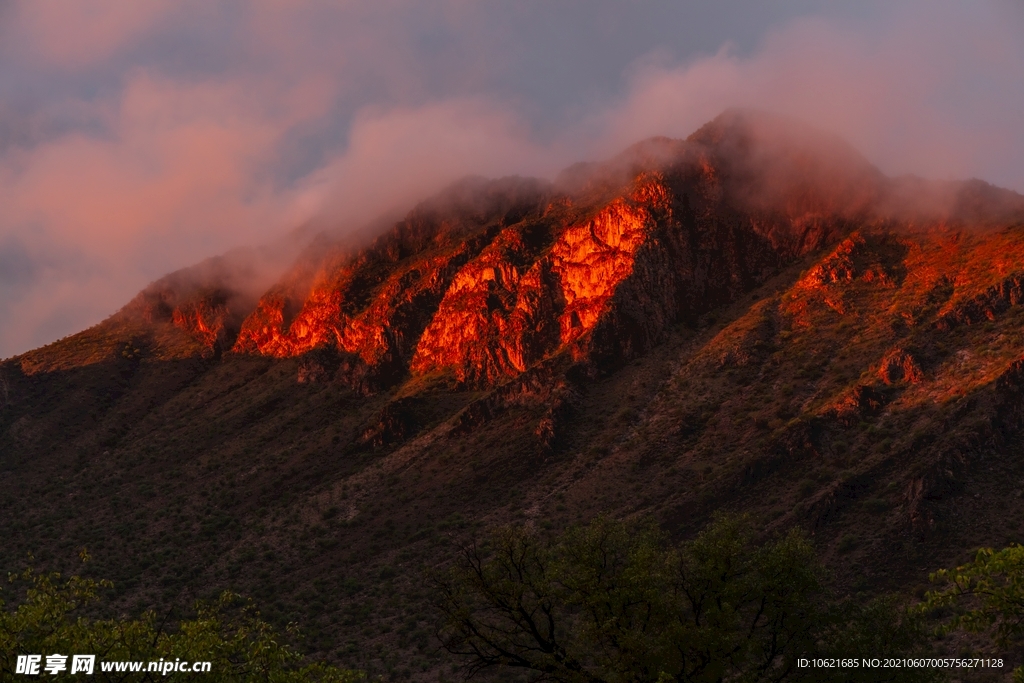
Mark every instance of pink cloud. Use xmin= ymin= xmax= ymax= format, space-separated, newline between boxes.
xmin=2 ymin=1 xmax=1023 ymax=358
xmin=597 ymin=5 xmax=1024 ymax=190
xmin=1 ymin=73 xmax=325 ymax=256
xmin=305 ymin=98 xmax=561 ymax=231
xmin=11 ymin=1 xmax=175 ymax=67
xmin=0 ymin=70 xmax=339 ymax=357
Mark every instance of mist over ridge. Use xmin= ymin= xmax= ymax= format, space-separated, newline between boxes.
xmin=1 ymin=1 xmax=1023 ymax=358
xmin=12 ymin=105 xmax=1023 ymax=398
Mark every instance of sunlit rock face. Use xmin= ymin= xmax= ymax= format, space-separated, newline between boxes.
xmin=103 ymin=249 xmax=273 ymax=361
xmin=232 ymin=177 xmax=554 ymax=387
xmin=230 ymin=110 xmax=894 ymax=388
xmin=410 ymin=178 xmax=671 ymax=385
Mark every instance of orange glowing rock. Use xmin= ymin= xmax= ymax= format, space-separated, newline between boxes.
xmin=410 ymin=224 xmax=547 ymax=385
xmin=219 ymin=111 xmax=1024 ymax=391
xmin=18 ymin=110 xmax=1024 ymax=388
xmin=410 ymin=178 xmax=669 ymax=385
xmin=171 ymin=298 xmax=230 ymax=352
xmin=801 ymin=233 xmax=867 ymax=287
xmin=232 ymin=178 xmax=552 ymax=385
xmin=878 ymin=348 xmax=925 ymax=385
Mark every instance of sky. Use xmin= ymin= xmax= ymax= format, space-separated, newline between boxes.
xmin=1 ymin=0 xmax=1023 ymax=358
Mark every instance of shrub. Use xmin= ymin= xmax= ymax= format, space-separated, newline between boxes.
xmin=0 ymin=562 xmax=362 ymax=682
xmin=433 ymin=516 xmax=937 ymax=682
xmin=922 ymin=544 xmax=1024 ymax=682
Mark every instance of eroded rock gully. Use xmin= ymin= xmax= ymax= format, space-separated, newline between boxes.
xmin=228 ymin=151 xmax=852 ymax=391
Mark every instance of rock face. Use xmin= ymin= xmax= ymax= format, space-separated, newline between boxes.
xmin=936 ymin=272 xmax=1024 ymax=329
xmin=229 ymin=110 xmax=894 ymax=389
xmin=829 ymin=385 xmax=888 ymax=426
xmin=18 ymin=109 xmax=1024 ymax=387
xmin=231 ymin=178 xmax=553 ymax=386
xmin=121 ymin=269 xmax=251 ymax=358
xmin=878 ymin=348 xmax=924 ymax=384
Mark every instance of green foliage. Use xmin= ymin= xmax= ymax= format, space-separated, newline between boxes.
xmin=817 ymin=596 xmax=940 ymax=683
xmin=0 ymin=562 xmax=363 ymax=682
xmin=434 ymin=515 xmax=937 ymax=683
xmin=922 ymin=544 xmax=1024 ymax=680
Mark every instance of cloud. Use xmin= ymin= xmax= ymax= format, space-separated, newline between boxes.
xmin=304 ymin=99 xmax=561 ymax=233
xmin=0 ymin=81 xmax=556 ymax=358
xmin=597 ymin=3 xmax=1024 ymax=190
xmin=1 ymin=0 xmax=1023 ymax=358
xmin=8 ymin=2 xmax=175 ymax=68
xmin=0 ymin=69 xmax=332 ymax=357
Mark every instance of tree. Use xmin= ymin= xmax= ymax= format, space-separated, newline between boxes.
xmin=433 ymin=515 xmax=938 ymax=683
xmin=922 ymin=544 xmax=1024 ymax=682
xmin=0 ymin=562 xmax=363 ymax=682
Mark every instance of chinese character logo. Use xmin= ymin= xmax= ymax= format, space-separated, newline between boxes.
xmin=71 ymin=655 xmax=96 ymax=675
xmin=43 ymin=654 xmax=68 ymax=675
xmin=15 ymin=655 xmax=41 ymax=675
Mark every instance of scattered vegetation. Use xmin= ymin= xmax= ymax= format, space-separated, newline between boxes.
xmin=923 ymin=544 xmax=1024 ymax=682
xmin=10 ymin=528 xmax=1024 ymax=681
xmin=434 ymin=516 xmax=939 ymax=682
xmin=0 ymin=557 xmax=363 ymax=682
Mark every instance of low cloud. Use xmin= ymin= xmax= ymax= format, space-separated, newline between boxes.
xmin=597 ymin=4 xmax=1024 ymax=189
xmin=304 ymin=99 xmax=562 ymax=234
xmin=0 ymin=71 xmax=332 ymax=356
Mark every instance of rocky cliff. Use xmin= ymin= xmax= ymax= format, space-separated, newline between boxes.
xmin=220 ymin=110 xmax=906 ymax=390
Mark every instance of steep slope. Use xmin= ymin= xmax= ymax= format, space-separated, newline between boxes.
xmin=225 ymin=110 xmax=892 ymax=394
xmin=3 ymin=109 xmax=1024 ymax=679
xmin=14 ymin=235 xmax=309 ymax=373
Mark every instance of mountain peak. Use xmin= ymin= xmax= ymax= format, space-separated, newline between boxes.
xmin=13 ymin=111 xmax=1024 ymax=381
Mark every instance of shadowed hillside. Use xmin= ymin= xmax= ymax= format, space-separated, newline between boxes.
xmin=3 ymin=110 xmax=1024 ymax=679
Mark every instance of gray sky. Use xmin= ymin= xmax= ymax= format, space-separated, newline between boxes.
xmin=1 ymin=0 xmax=1022 ymax=358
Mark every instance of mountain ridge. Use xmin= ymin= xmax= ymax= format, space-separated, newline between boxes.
xmin=17 ymin=110 xmax=1024 ymax=381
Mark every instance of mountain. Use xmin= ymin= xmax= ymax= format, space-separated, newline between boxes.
xmin=3 ymin=109 xmax=1024 ymax=678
